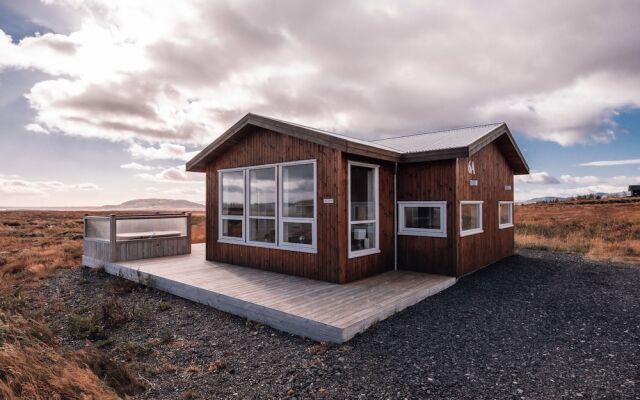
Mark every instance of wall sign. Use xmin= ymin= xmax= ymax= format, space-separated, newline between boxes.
xmin=470 ymin=179 xmax=478 ymax=186
xmin=505 ymin=185 xmax=512 ymax=191
xmin=323 ymin=198 xmax=334 ymax=204
xmin=468 ymin=161 xmax=476 ymax=175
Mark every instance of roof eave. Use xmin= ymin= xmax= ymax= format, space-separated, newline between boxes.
xmin=467 ymin=123 xmax=530 ymax=175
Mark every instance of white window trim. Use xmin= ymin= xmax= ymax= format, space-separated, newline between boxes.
xmin=218 ymin=168 xmax=245 ymax=243
xmin=218 ymin=160 xmax=317 ymax=253
xmin=348 ymin=160 xmax=380 ymax=259
xmin=498 ymin=201 xmax=514 ymax=229
xmin=278 ymin=159 xmax=317 ymax=252
xmin=460 ymin=200 xmax=484 ymax=237
xmin=397 ymin=201 xmax=447 ymax=237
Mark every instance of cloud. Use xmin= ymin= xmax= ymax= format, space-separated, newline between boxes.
xmin=0 ymin=0 xmax=639 ymax=147
xmin=127 ymin=142 xmax=198 ymax=161
xmin=579 ymin=158 xmax=640 ymax=167
xmin=515 ymin=171 xmax=560 ymax=185
xmin=0 ymin=174 xmax=102 ymax=197
xmin=120 ymin=162 xmax=159 ymax=171
xmin=515 ymin=173 xmax=640 ymax=201
xmin=135 ymin=165 xmax=204 ymax=183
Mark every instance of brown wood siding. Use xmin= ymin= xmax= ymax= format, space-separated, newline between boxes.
xmin=396 ymin=160 xmax=457 ymax=276
xmin=456 ymin=142 xmax=515 ymax=275
xmin=341 ymin=156 xmax=395 ymax=283
xmin=205 ymin=127 xmax=342 ymax=283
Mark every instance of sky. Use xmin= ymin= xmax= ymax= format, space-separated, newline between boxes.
xmin=0 ymin=0 xmax=639 ymax=207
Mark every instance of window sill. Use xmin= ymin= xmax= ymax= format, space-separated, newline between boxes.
xmin=398 ymin=230 xmax=447 ymax=238
xmin=460 ymin=228 xmax=484 ymax=237
xmin=348 ymin=248 xmax=381 ymax=259
xmin=218 ymin=239 xmax=317 ymax=254
xmin=498 ymin=223 xmax=514 ymax=229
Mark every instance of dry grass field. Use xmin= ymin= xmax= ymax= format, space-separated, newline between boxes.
xmin=0 ymin=210 xmax=205 ymax=399
xmin=0 ymin=203 xmax=637 ymax=398
xmin=515 ymin=198 xmax=640 ymax=263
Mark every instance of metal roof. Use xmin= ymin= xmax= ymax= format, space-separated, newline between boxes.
xmin=371 ymin=123 xmax=504 ymax=153
xmin=186 ymin=114 xmax=529 ymax=174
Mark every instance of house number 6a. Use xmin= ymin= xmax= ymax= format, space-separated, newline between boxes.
xmin=468 ymin=161 xmax=476 ymax=174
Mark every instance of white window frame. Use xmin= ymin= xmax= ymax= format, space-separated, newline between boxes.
xmin=278 ymin=160 xmax=317 ymax=252
xmin=218 ymin=168 xmax=245 ymax=243
xmin=498 ymin=201 xmax=514 ymax=229
xmin=347 ymin=160 xmax=380 ymax=259
xmin=217 ymin=160 xmax=317 ymax=253
xmin=397 ymin=201 xmax=447 ymax=237
xmin=460 ymin=200 xmax=484 ymax=237
xmin=246 ymin=164 xmax=278 ymax=249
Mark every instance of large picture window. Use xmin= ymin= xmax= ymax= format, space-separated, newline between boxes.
xmin=498 ymin=201 xmax=514 ymax=229
xmin=398 ymin=201 xmax=447 ymax=237
xmin=218 ymin=160 xmax=316 ymax=252
xmin=348 ymin=161 xmax=379 ymax=258
xmin=460 ymin=201 xmax=483 ymax=237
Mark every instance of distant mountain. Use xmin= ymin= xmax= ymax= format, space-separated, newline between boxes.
xmin=521 ymin=191 xmax=629 ymax=205
xmin=520 ymin=196 xmax=567 ymax=205
xmin=102 ymin=198 xmax=205 ymax=210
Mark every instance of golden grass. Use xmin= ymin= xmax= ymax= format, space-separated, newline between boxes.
xmin=515 ymin=199 xmax=640 ymax=263
xmin=0 ymin=210 xmax=205 ymax=399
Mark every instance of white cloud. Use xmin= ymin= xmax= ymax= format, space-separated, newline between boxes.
xmin=515 ymin=173 xmax=640 ymax=201
xmin=579 ymin=158 xmax=640 ymax=167
xmin=120 ymin=162 xmax=159 ymax=171
xmin=515 ymin=171 xmax=560 ymax=185
xmin=1 ymin=0 xmax=639 ymax=147
xmin=128 ymin=143 xmax=198 ymax=161
xmin=135 ymin=165 xmax=204 ymax=183
xmin=559 ymin=175 xmax=600 ymax=185
xmin=0 ymin=174 xmax=102 ymax=197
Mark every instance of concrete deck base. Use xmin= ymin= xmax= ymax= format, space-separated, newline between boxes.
xmin=83 ymin=244 xmax=456 ymax=343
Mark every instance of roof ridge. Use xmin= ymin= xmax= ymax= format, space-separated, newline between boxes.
xmin=372 ymin=122 xmax=504 ymax=142
xmin=248 ymin=113 xmax=400 ymax=151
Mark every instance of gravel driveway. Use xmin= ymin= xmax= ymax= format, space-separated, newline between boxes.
xmin=40 ymin=249 xmax=640 ymax=399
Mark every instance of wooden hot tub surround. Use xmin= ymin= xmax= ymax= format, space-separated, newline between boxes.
xmin=83 ymin=213 xmax=192 ymax=265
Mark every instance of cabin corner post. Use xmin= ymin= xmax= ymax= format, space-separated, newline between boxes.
xmin=109 ymin=214 xmax=117 ymax=262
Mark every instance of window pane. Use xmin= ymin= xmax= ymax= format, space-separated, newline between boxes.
xmin=249 ymin=218 xmax=275 ymax=243
xmin=461 ymin=204 xmax=481 ymax=231
xmin=222 ymin=171 xmax=244 ymax=216
xmin=404 ymin=206 xmax=441 ymax=229
xmin=249 ymin=168 xmax=276 ymax=217
xmin=350 ymin=165 xmax=375 ymax=221
xmin=222 ymin=219 xmax=242 ymax=238
xmin=282 ymin=222 xmax=312 ymax=245
xmin=282 ymin=163 xmax=314 ymax=218
xmin=350 ymin=223 xmax=375 ymax=252
xmin=500 ymin=203 xmax=512 ymax=225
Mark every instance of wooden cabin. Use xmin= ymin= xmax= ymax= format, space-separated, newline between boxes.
xmin=186 ymin=114 xmax=529 ymax=284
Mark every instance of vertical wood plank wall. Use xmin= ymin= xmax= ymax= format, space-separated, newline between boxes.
xmin=203 ymin=127 xmax=517 ymax=282
xmin=341 ymin=156 xmax=395 ymax=282
xmin=205 ymin=128 xmax=342 ymax=283
xmin=396 ymin=160 xmax=457 ymax=276
xmin=456 ymin=141 xmax=515 ymax=275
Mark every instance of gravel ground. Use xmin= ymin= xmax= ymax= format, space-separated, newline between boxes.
xmin=37 ymin=249 xmax=640 ymax=399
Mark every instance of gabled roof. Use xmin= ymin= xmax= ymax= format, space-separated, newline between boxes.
xmin=186 ymin=113 xmax=529 ymax=174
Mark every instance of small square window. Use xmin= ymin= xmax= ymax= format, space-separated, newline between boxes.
xmin=460 ymin=201 xmax=483 ymax=237
xmin=499 ymin=201 xmax=514 ymax=229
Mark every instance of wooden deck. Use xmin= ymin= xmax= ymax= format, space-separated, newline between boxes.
xmin=83 ymin=244 xmax=456 ymax=343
